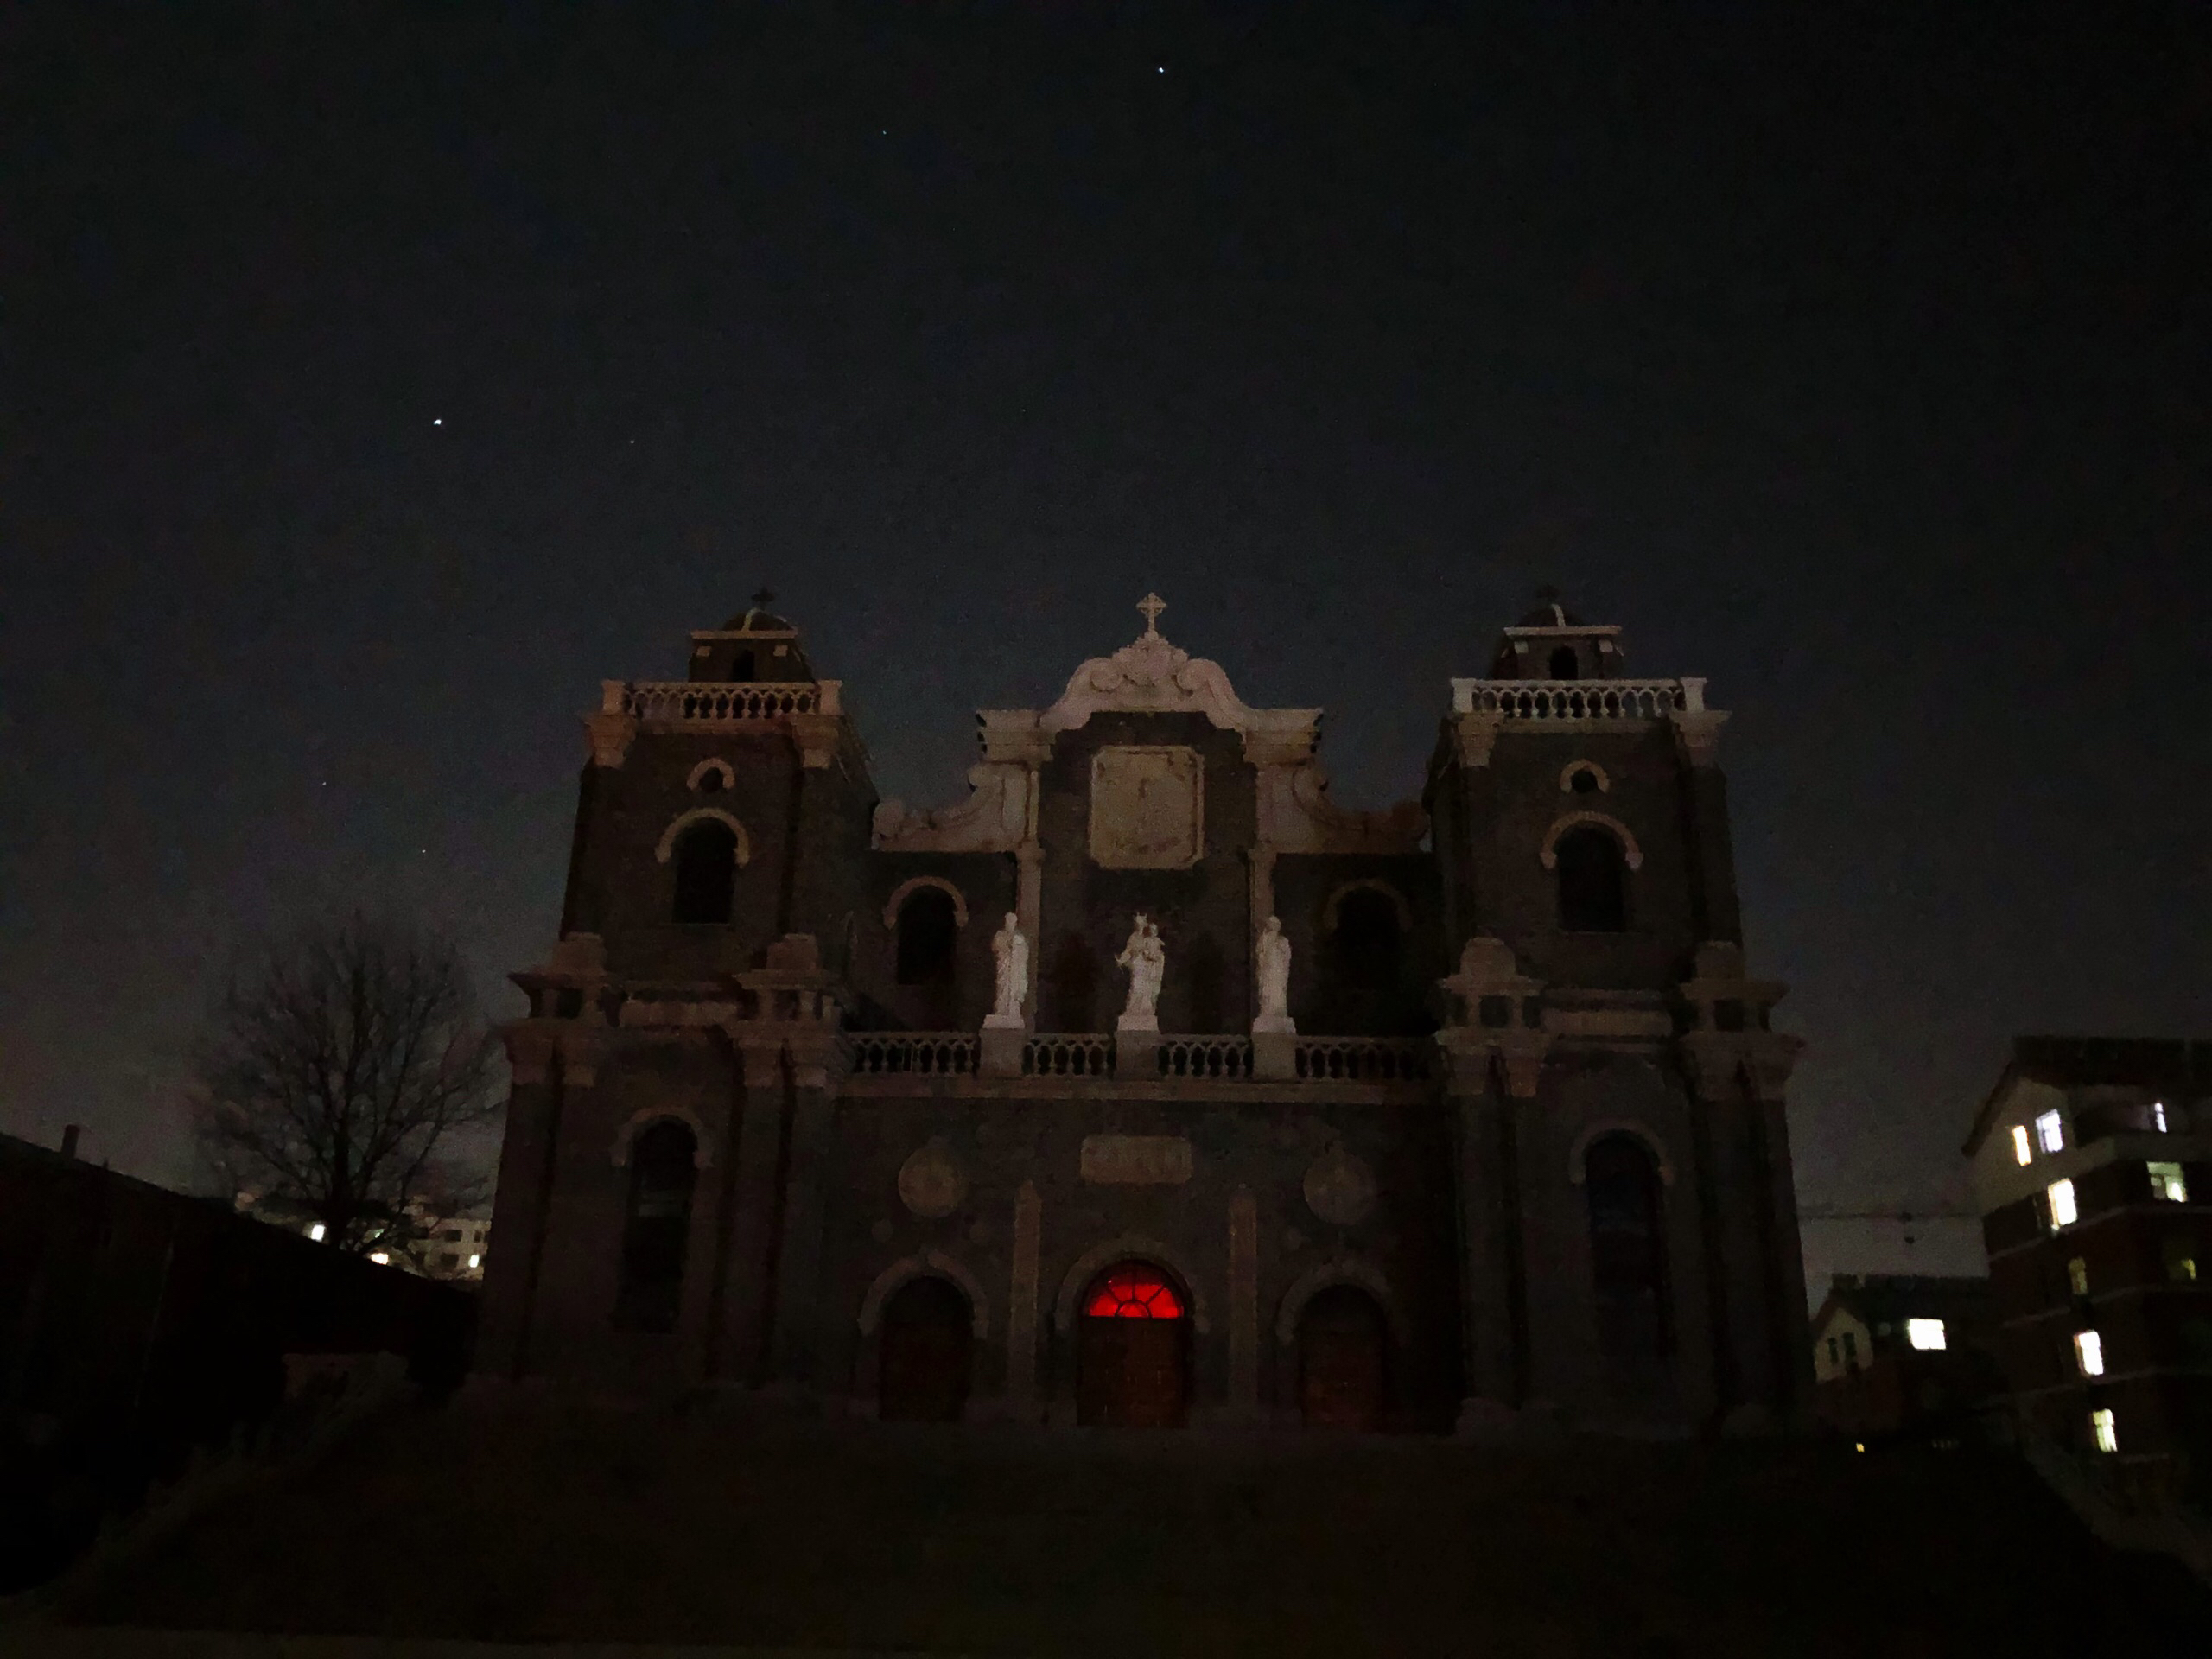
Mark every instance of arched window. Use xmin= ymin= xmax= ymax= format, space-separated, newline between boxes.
xmin=616 ymin=1120 xmax=697 ymax=1332
xmin=894 ymin=887 xmax=958 ymax=985
xmin=1332 ymin=889 xmax=1403 ymax=991
xmin=671 ymin=820 xmax=738 ymax=924
xmin=1555 ymin=825 xmax=1627 ymax=931
xmin=1084 ymin=1263 xmax=1185 ymax=1319
xmin=1548 ymin=645 xmax=1580 ymax=680
xmin=1586 ymin=1134 xmax=1669 ymax=1357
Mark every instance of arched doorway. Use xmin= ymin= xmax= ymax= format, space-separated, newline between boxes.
xmin=878 ymin=1274 xmax=973 ymax=1422
xmin=1297 ymin=1284 xmax=1388 ymax=1430
xmin=1077 ymin=1262 xmax=1189 ymax=1427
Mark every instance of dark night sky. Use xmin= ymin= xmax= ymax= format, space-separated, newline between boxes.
xmin=4 ymin=4 xmax=2208 ymax=1213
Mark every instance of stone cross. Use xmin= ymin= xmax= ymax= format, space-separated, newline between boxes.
xmin=1137 ymin=592 xmax=1166 ymax=637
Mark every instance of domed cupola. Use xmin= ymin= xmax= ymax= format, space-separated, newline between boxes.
xmin=690 ymin=588 xmax=818 ymax=683
xmin=1488 ymin=588 xmax=1625 ymax=681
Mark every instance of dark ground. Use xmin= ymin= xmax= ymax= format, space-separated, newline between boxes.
xmin=37 ymin=1391 xmax=2212 ymax=1656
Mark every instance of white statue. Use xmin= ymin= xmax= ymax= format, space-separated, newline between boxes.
xmin=1115 ymin=913 xmax=1166 ymax=1026
xmin=1255 ymin=914 xmax=1294 ymax=1032
xmin=988 ymin=912 xmax=1028 ymax=1023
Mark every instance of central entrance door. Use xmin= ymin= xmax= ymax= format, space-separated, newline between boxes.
xmin=879 ymin=1274 xmax=973 ymax=1423
xmin=1077 ymin=1262 xmax=1189 ymax=1427
xmin=1297 ymin=1284 xmax=1388 ymax=1430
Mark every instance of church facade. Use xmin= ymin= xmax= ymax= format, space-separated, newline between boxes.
xmin=476 ymin=595 xmax=1810 ymax=1434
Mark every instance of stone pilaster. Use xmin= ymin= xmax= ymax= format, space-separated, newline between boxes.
xmin=766 ymin=1030 xmax=846 ymax=1384
xmin=1004 ymin=1180 xmax=1044 ymax=1423
xmin=474 ymin=1021 xmax=561 ymax=1380
xmin=1228 ymin=1186 xmax=1260 ymax=1420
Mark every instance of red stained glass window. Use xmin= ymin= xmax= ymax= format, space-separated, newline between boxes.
xmin=1084 ymin=1264 xmax=1185 ymax=1319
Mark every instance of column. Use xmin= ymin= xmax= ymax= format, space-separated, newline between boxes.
xmin=716 ymin=1033 xmax=790 ymax=1385
xmin=1005 ymin=1181 xmax=1043 ymax=1422
xmin=474 ymin=1026 xmax=558 ymax=1380
xmin=766 ymin=1036 xmax=843 ymax=1385
xmin=1229 ymin=1187 xmax=1260 ymax=1420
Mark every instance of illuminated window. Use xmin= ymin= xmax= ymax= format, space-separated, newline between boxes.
xmin=2036 ymin=1110 xmax=2065 ymax=1154
xmin=1906 ymin=1318 xmax=1947 ymax=1351
xmin=2011 ymin=1124 xmax=2033 ymax=1166
xmin=2045 ymin=1179 xmax=2078 ymax=1229
xmin=467 ymin=1253 xmax=482 ymax=1270
xmin=2148 ymin=1161 xmax=2189 ymax=1204
xmin=308 ymin=1222 xmax=327 ymax=1243
xmin=2068 ymin=1257 xmax=2088 ymax=1297
xmin=1084 ymin=1263 xmax=1185 ymax=1319
xmin=2090 ymin=1408 xmax=2118 ymax=1453
xmin=2074 ymin=1329 xmax=2104 ymax=1377
xmin=369 ymin=1251 xmax=391 ymax=1265
xmin=2165 ymin=1238 xmax=2197 ymax=1282
xmin=2152 ymin=1100 xmax=2169 ymax=1134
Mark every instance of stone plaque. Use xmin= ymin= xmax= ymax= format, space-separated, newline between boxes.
xmin=1089 ymin=746 xmax=1204 ymax=869
xmin=1079 ymin=1134 xmax=1194 ymax=1185
xmin=898 ymin=1140 xmax=968 ymax=1218
xmin=1303 ymin=1146 xmax=1377 ymax=1227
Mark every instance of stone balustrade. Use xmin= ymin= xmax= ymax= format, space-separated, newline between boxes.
xmin=1448 ymin=677 xmax=1701 ymax=721
xmin=1294 ymin=1037 xmax=1433 ymax=1082
xmin=847 ymin=1033 xmax=978 ymax=1076
xmin=1156 ymin=1037 xmax=1255 ymax=1079
xmin=605 ymin=680 xmax=842 ymax=722
xmin=1022 ymin=1035 xmax=1115 ymax=1077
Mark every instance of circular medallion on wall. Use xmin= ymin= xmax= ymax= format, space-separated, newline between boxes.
xmin=1303 ymin=1146 xmax=1376 ymax=1228
xmin=898 ymin=1139 xmax=968 ymax=1219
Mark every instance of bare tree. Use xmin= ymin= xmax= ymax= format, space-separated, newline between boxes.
xmin=193 ymin=914 xmax=500 ymax=1252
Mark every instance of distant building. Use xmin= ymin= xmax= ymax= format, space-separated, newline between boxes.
xmin=1809 ymin=1273 xmax=2001 ymax=1445
xmin=1963 ymin=1038 xmax=2212 ymax=1505
xmin=233 ymin=1192 xmax=488 ymax=1282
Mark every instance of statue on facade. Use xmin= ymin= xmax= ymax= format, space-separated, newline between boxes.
xmin=1115 ymin=913 xmax=1166 ymax=1027
xmin=988 ymin=912 xmax=1028 ymax=1025
xmin=1255 ymin=913 xmax=1294 ymax=1033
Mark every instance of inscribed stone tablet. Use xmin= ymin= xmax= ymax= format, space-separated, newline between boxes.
xmin=1089 ymin=745 xmax=1204 ymax=869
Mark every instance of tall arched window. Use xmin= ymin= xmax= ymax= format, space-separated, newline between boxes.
xmin=671 ymin=820 xmax=738 ymax=924
xmin=1548 ymin=645 xmax=1580 ymax=679
xmin=894 ymin=887 xmax=958 ymax=985
xmin=1555 ymin=825 xmax=1627 ymax=931
xmin=616 ymin=1120 xmax=698 ymax=1332
xmin=1332 ymin=890 xmax=1403 ymax=990
xmin=1586 ymin=1134 xmax=1669 ymax=1357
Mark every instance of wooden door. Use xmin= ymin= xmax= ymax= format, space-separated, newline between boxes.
xmin=879 ymin=1275 xmax=972 ymax=1423
xmin=1298 ymin=1285 xmax=1386 ymax=1430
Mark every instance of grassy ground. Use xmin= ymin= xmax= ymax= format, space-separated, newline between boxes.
xmin=48 ymin=1391 xmax=2212 ymax=1656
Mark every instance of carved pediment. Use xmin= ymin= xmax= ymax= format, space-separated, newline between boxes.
xmin=871 ymin=763 xmax=1031 ymax=852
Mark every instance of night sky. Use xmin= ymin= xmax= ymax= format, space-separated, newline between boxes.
xmin=5 ymin=5 xmax=2208 ymax=1221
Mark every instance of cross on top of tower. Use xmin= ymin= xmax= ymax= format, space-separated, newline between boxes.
xmin=751 ymin=587 xmax=777 ymax=610
xmin=1137 ymin=592 xmax=1166 ymax=637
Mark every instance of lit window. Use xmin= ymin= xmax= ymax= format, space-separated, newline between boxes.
xmin=2165 ymin=1238 xmax=2197 ymax=1282
xmin=2090 ymin=1408 xmax=2118 ymax=1453
xmin=2074 ymin=1329 xmax=2105 ymax=1377
xmin=1083 ymin=1264 xmax=1185 ymax=1319
xmin=2047 ymin=1179 xmax=2078 ymax=1229
xmin=2067 ymin=1257 xmax=2088 ymax=1297
xmin=308 ymin=1223 xmax=327 ymax=1243
xmin=468 ymin=1253 xmax=482 ymax=1269
xmin=2012 ymin=1125 xmax=2033 ymax=1166
xmin=2148 ymin=1161 xmax=2189 ymax=1204
xmin=2036 ymin=1110 xmax=2065 ymax=1154
xmin=369 ymin=1250 xmax=391 ymax=1265
xmin=2152 ymin=1101 xmax=2169 ymax=1134
xmin=1906 ymin=1318 xmax=1947 ymax=1351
